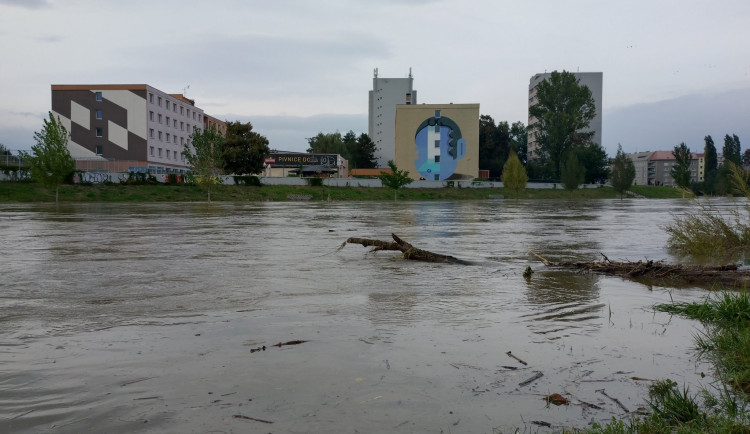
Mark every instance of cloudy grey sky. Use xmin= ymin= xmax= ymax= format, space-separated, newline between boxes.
xmin=1 ymin=0 xmax=748 ymax=156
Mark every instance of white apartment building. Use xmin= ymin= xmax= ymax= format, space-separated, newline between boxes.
xmin=368 ymin=69 xmax=417 ymax=168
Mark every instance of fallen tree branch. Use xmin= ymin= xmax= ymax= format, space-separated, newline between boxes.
xmin=344 ymin=234 xmax=471 ymax=265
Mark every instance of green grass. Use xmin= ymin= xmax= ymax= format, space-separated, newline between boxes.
xmin=0 ymin=182 xmax=629 ymax=203
xmin=629 ymin=185 xmax=686 ymax=198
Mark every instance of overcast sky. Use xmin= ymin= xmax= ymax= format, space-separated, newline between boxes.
xmin=1 ymin=0 xmax=748 ymax=157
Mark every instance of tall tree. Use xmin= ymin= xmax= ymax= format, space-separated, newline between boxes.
xmin=509 ymin=121 xmax=528 ymax=165
xmin=378 ymin=160 xmax=413 ymax=200
xmin=610 ymin=144 xmax=636 ymax=198
xmin=742 ymin=149 xmax=750 ymax=166
xmin=478 ymin=115 xmax=510 ymax=178
xmin=353 ymin=133 xmax=377 ymax=169
xmin=528 ymin=70 xmax=596 ymax=178
xmin=670 ymin=142 xmax=692 ymax=189
xmin=576 ymin=142 xmax=609 ymax=184
xmin=20 ymin=112 xmax=75 ymax=203
xmin=560 ymin=151 xmax=585 ymax=192
xmin=222 ymin=121 xmax=270 ymax=175
xmin=500 ymin=151 xmax=528 ymax=198
xmin=183 ymin=125 xmax=224 ymax=202
xmin=704 ymin=135 xmax=718 ymax=194
xmin=723 ymin=134 xmax=741 ymax=166
xmin=307 ymin=132 xmax=345 ymax=158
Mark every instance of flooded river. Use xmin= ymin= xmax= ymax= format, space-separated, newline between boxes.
xmin=0 ymin=199 xmax=720 ymax=433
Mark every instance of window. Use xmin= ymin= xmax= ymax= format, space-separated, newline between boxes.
xmin=95 ymin=109 xmax=102 ymax=120
xmin=180 ymin=106 xmax=184 ymax=115
xmin=434 ymin=156 xmax=440 ymax=163
xmin=173 ymin=119 xmax=177 ymax=128
xmin=173 ymin=135 xmax=177 ymax=144
xmin=149 ymin=128 xmax=154 ymax=138
xmin=165 ymin=101 xmax=170 ymax=110
xmin=434 ymin=174 xmax=439 ymax=181
xmin=180 ymin=137 xmax=184 ymax=145
xmin=150 ymin=111 xmax=154 ymax=121
xmin=158 ymin=148 xmax=162 ymax=157
xmin=158 ymin=131 xmax=163 ymax=141
xmin=186 ymin=109 xmax=190 ymax=118
xmin=173 ymin=104 xmax=177 ymax=113
xmin=174 ymin=151 xmax=178 ymax=160
xmin=158 ymin=114 xmax=162 ymax=124
xmin=166 ymin=150 xmax=170 ymax=159
xmin=187 ymin=123 xmax=190 ymax=131
xmin=149 ymin=93 xmax=154 ymax=103
xmin=95 ymin=91 xmax=102 ymax=102
xmin=158 ymin=96 xmax=162 ymax=107
xmin=198 ymin=114 xmax=201 ymax=122
xmin=96 ymin=145 xmax=103 ymax=155
xmin=180 ymin=121 xmax=184 ymax=131
xmin=192 ymin=112 xmax=196 ymax=120
xmin=166 ymin=133 xmax=170 ymax=142
xmin=150 ymin=146 xmax=154 ymax=156
xmin=95 ymin=127 xmax=103 ymax=137
xmin=166 ymin=116 xmax=170 ymax=126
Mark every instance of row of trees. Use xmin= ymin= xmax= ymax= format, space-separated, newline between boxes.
xmin=701 ymin=134 xmax=743 ymax=194
xmin=306 ymin=131 xmax=378 ymax=169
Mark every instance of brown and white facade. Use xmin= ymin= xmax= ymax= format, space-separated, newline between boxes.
xmin=51 ymin=84 xmax=206 ymax=174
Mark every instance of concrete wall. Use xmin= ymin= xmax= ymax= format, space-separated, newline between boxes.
xmin=65 ymin=171 xmax=602 ymax=190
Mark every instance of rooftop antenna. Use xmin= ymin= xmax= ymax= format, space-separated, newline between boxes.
xmin=182 ymin=84 xmax=190 ymax=96
xmin=374 ymin=68 xmax=378 ymax=78
xmin=409 ymin=67 xmax=412 ymax=78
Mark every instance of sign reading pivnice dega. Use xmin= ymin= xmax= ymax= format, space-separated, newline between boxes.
xmin=265 ymin=153 xmax=339 ymax=167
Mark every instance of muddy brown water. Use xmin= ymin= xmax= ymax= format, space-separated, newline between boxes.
xmin=0 ymin=199 xmax=723 ymax=433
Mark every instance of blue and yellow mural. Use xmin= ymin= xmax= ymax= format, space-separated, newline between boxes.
xmin=414 ymin=110 xmax=466 ymax=181
xmin=395 ymin=104 xmax=479 ymax=181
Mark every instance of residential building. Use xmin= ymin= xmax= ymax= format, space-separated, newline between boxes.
xmin=368 ymin=68 xmax=417 ymax=168
xmin=203 ymin=114 xmax=227 ymax=137
xmin=50 ymin=84 xmax=206 ymax=174
xmin=527 ymin=71 xmax=603 ymax=160
xmin=644 ymin=150 xmax=702 ymax=186
xmin=626 ymin=151 xmax=654 ymax=186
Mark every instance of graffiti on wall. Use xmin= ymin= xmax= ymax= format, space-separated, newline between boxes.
xmin=413 ymin=110 xmax=466 ymax=181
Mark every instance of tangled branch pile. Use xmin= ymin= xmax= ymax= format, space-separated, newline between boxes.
xmin=552 ymin=257 xmax=750 ymax=289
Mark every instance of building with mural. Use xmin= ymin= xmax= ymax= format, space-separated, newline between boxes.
xmin=394 ymin=104 xmax=479 ymax=181
xmin=368 ymin=69 xmax=417 ymax=168
xmin=51 ymin=84 xmax=210 ymax=174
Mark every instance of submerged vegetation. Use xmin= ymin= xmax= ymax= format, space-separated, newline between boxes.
xmin=575 ymin=292 xmax=750 ymax=433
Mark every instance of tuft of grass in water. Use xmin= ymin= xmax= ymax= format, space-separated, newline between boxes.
xmin=646 ymin=379 xmax=704 ymax=425
xmin=665 ymin=162 xmax=750 ymax=260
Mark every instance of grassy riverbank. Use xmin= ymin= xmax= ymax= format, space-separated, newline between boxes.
xmin=0 ymin=182 xmax=685 ymax=202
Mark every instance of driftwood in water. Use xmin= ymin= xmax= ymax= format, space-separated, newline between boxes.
xmin=344 ymin=234 xmax=471 ymax=265
xmin=531 ymin=248 xmax=750 ymax=288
